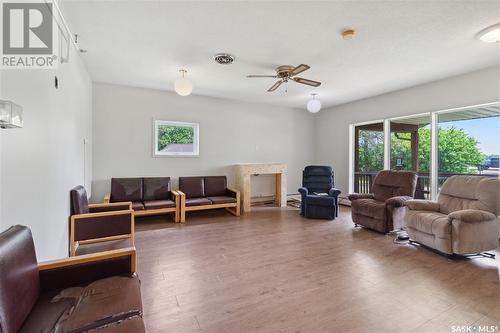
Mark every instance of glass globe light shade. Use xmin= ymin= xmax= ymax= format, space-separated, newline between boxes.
xmin=174 ymin=77 xmax=193 ymax=96
xmin=307 ymin=98 xmax=321 ymax=113
xmin=477 ymin=24 xmax=500 ymax=43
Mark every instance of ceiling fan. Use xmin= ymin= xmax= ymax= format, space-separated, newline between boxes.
xmin=247 ymin=64 xmax=321 ymax=92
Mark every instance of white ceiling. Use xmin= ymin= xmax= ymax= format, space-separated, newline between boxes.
xmin=60 ymin=0 xmax=500 ymax=110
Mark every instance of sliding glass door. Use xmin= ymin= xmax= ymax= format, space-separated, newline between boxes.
xmin=390 ymin=115 xmax=431 ymax=198
xmin=350 ymin=102 xmax=500 ymax=200
xmin=353 ymin=122 xmax=384 ymax=194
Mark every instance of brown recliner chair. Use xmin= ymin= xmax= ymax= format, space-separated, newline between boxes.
xmin=0 ymin=225 xmax=144 ymax=333
xmin=349 ymin=170 xmax=417 ymax=233
xmin=405 ymin=175 xmax=500 ymax=256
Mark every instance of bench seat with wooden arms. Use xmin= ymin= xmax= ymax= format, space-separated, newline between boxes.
xmin=104 ymin=177 xmax=181 ymax=222
xmin=178 ymin=176 xmax=240 ymax=223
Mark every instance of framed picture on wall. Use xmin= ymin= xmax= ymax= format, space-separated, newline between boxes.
xmin=153 ymin=120 xmax=199 ymax=156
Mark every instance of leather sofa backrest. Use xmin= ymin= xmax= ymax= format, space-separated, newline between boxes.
xmin=438 ymin=175 xmax=500 ymax=215
xmin=179 ymin=177 xmax=205 ymax=199
xmin=372 ymin=170 xmax=417 ymax=202
xmin=204 ymin=176 xmax=227 ymax=197
xmin=0 ymin=225 xmax=40 ymax=333
xmin=143 ymin=177 xmax=171 ymax=201
xmin=70 ymin=185 xmax=89 ymax=215
xmin=111 ymin=178 xmax=143 ymax=202
xmin=302 ymin=165 xmax=334 ymax=193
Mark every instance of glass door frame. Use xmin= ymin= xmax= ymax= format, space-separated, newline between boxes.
xmin=348 ymin=102 xmax=500 ymax=200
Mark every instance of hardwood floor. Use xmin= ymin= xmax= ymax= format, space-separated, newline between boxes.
xmin=135 ymin=206 xmax=500 ymax=333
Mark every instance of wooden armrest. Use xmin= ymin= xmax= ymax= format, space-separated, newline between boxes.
xmin=103 ymin=193 xmax=111 ymax=203
xmin=72 ymin=209 xmax=133 ymax=220
xmin=227 ymin=187 xmax=240 ymax=195
xmin=39 ymin=247 xmax=136 ymax=272
xmin=176 ymin=190 xmax=186 ymax=196
xmin=89 ymin=201 xmax=132 ymax=210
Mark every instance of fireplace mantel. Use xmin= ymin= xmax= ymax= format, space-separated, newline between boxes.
xmin=233 ymin=163 xmax=287 ymax=213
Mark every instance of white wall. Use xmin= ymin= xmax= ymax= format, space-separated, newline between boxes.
xmin=92 ymin=83 xmax=315 ymax=202
xmin=315 ymin=65 xmax=500 ymax=195
xmin=0 ymin=47 xmax=92 ymax=261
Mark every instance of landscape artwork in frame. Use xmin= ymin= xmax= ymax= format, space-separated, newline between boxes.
xmin=154 ymin=120 xmax=199 ymax=156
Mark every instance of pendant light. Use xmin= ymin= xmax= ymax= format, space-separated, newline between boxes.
xmin=307 ymin=93 xmax=321 ymax=113
xmin=174 ymin=69 xmax=193 ymax=96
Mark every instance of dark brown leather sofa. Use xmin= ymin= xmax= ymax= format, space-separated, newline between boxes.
xmin=70 ymin=185 xmax=134 ymax=256
xmin=348 ymin=170 xmax=417 ymax=233
xmin=178 ymin=176 xmax=240 ymax=222
xmin=0 ymin=225 xmax=144 ymax=333
xmin=105 ymin=177 xmax=180 ymax=222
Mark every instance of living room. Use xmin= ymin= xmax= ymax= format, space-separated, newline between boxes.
xmin=0 ymin=1 xmax=499 ymax=332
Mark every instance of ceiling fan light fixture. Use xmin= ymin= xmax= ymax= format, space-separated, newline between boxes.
xmin=477 ymin=23 xmax=500 ymax=43
xmin=307 ymin=93 xmax=321 ymax=113
xmin=174 ymin=69 xmax=193 ymax=96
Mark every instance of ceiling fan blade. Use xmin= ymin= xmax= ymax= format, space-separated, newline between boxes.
xmin=267 ymin=80 xmax=283 ymax=92
xmin=290 ymin=64 xmax=310 ymax=76
xmin=293 ymin=77 xmax=321 ymax=87
xmin=247 ymin=75 xmax=278 ymax=78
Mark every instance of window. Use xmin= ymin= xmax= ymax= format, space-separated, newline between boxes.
xmin=437 ymin=107 xmax=500 ymax=191
xmin=153 ymin=120 xmax=199 ymax=156
xmin=349 ymin=102 xmax=500 ymax=200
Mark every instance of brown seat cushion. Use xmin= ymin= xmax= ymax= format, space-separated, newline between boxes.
xmin=405 ymin=210 xmax=451 ymax=238
xmin=185 ymin=198 xmax=212 ymax=206
xmin=179 ymin=177 xmax=204 ymax=199
xmin=143 ymin=177 xmax=171 ymax=201
xmin=208 ymin=196 xmax=236 ymax=204
xmin=351 ymin=198 xmax=386 ymax=220
xmin=20 ymin=276 xmax=143 ymax=333
xmin=111 ymin=178 xmax=143 ymax=202
xmin=19 ymin=292 xmax=74 ymax=333
xmin=143 ymin=200 xmax=175 ymax=209
xmin=132 ymin=201 xmax=145 ymax=211
xmin=55 ymin=276 xmax=143 ymax=332
xmin=204 ymin=176 xmax=227 ymax=197
xmin=94 ymin=315 xmax=145 ymax=332
xmin=75 ymin=239 xmax=132 ymax=256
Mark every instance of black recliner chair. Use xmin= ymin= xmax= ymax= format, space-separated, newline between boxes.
xmin=298 ymin=166 xmax=341 ymax=219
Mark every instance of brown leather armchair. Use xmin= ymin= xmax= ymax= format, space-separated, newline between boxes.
xmin=349 ymin=170 xmax=417 ymax=233
xmin=70 ymin=185 xmax=134 ymax=256
xmin=0 ymin=225 xmax=144 ymax=333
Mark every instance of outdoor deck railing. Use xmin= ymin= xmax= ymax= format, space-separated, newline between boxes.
xmin=354 ymin=171 xmax=498 ymax=199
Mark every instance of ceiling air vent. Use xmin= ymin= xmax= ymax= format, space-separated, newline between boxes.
xmin=213 ymin=53 xmax=235 ymax=65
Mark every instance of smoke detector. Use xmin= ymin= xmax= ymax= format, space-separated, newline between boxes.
xmin=342 ymin=29 xmax=356 ymax=40
xmin=213 ymin=53 xmax=235 ymax=65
